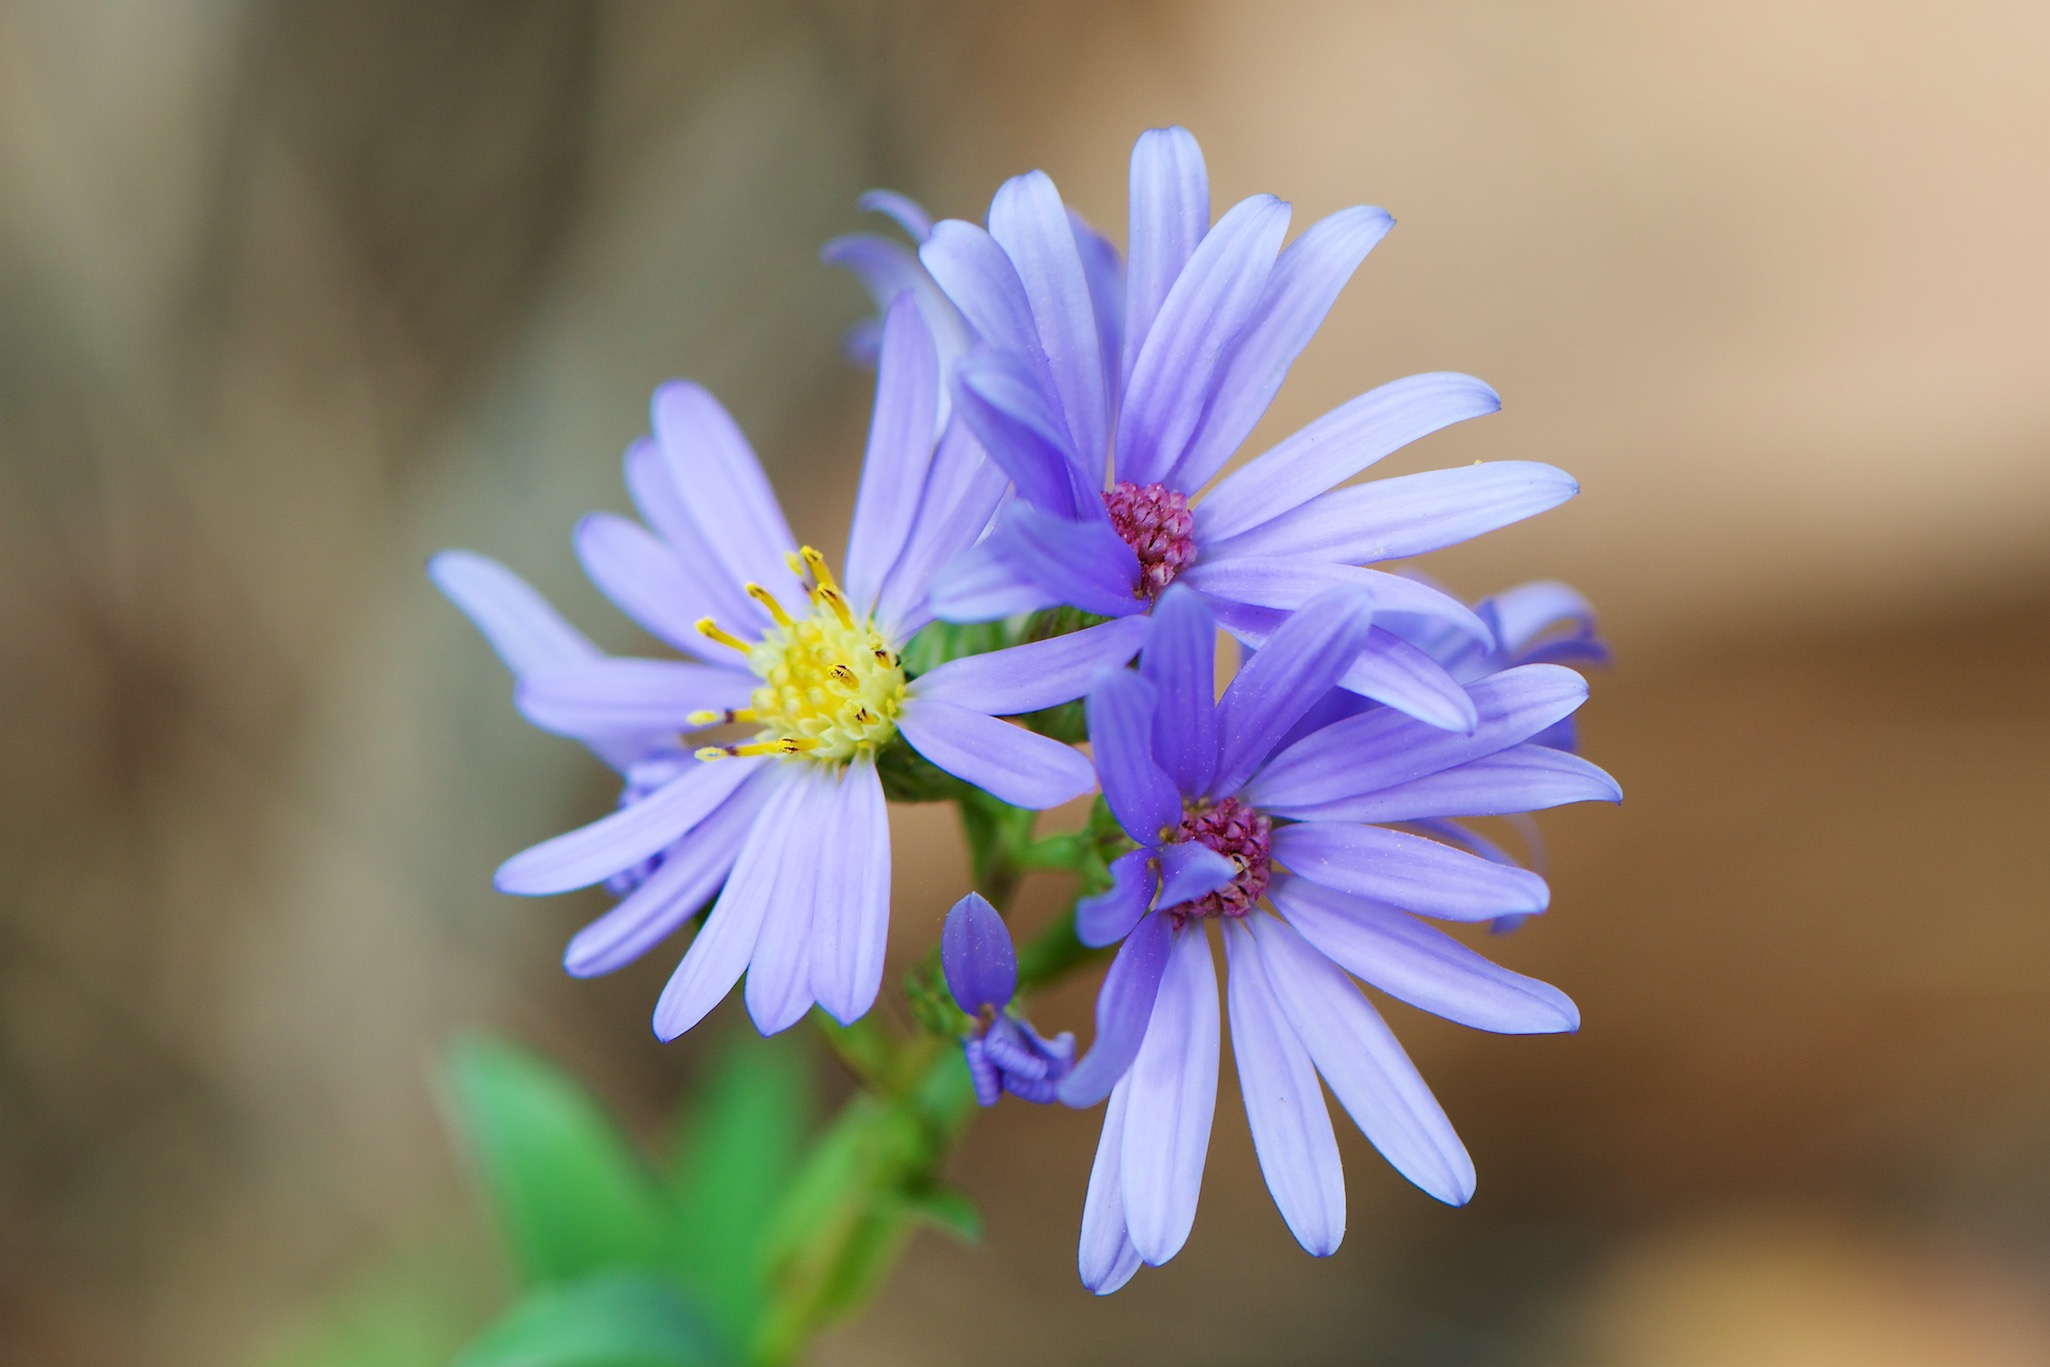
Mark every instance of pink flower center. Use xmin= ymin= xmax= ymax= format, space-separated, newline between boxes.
xmin=1164 ymin=797 xmax=1272 ymax=921
xmin=1102 ymin=481 xmax=1196 ymax=601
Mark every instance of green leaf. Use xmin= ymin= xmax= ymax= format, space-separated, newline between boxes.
xmin=452 ymin=1272 xmax=733 ymax=1367
xmin=663 ymin=1033 xmax=810 ymax=1339
xmin=896 ymin=1183 xmax=982 ymax=1243
xmin=445 ymin=1037 xmax=672 ymax=1287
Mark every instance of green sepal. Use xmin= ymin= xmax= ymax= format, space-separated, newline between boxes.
xmin=451 ymin=1272 xmax=735 ymax=1367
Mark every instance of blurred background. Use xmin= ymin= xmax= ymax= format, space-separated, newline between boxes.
xmin=2 ymin=2 xmax=2047 ymax=1364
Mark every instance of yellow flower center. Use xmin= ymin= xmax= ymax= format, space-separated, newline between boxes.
xmin=690 ymin=547 xmax=905 ymax=766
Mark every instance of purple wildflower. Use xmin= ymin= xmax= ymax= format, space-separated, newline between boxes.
xmin=910 ymin=125 xmax=1580 ymax=735
xmin=941 ymin=892 xmax=1075 ymax=1106
xmin=431 ymin=296 xmax=1151 ymax=1041
xmin=1058 ymin=586 xmax=1619 ymax=1293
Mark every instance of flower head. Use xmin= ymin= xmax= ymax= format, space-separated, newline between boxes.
xmin=1057 ymin=586 xmax=1619 ymax=1293
xmin=941 ymin=892 xmax=1075 ymax=1106
xmin=432 ymin=296 xmax=1150 ymax=1041
xmin=911 ymin=125 xmax=1581 ymax=736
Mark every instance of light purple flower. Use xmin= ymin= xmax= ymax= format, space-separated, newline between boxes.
xmin=432 ymin=296 xmax=1148 ymax=1041
xmin=909 ymin=125 xmax=1579 ymax=735
xmin=1059 ymin=586 xmax=1617 ymax=1293
xmin=941 ymin=892 xmax=1075 ymax=1106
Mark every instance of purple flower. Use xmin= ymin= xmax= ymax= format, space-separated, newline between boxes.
xmin=1057 ymin=586 xmax=1618 ymax=1293
xmin=431 ymin=297 xmax=1150 ymax=1041
xmin=941 ymin=892 xmax=1075 ymax=1106
xmin=910 ymin=125 xmax=1579 ymax=735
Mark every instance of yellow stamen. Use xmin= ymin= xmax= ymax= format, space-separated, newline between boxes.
xmin=696 ymin=617 xmax=751 ymax=653
xmin=694 ymin=746 xmax=730 ymax=762
xmin=686 ymin=707 xmax=755 ymax=728
xmin=745 ymin=582 xmax=793 ymax=628
xmin=799 ymin=545 xmax=838 ymax=594
xmin=733 ymin=736 xmax=818 ymax=757
xmin=828 ymin=664 xmax=857 ymax=687
xmin=816 ymin=585 xmax=854 ymax=629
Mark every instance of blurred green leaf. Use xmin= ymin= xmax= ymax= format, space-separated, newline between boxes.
xmin=446 ymin=1037 xmax=672 ymax=1287
xmin=452 ymin=1272 xmax=733 ymax=1367
xmin=250 ymin=1224 xmax=499 ymax=1367
xmin=895 ymin=1183 xmax=982 ymax=1243
xmin=663 ymin=1033 xmax=809 ymax=1339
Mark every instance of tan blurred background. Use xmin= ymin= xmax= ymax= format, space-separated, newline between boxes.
xmin=1 ymin=3 xmax=2046 ymax=1365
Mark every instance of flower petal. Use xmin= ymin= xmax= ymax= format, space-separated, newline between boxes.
xmin=1123 ymin=125 xmax=1209 ymax=384
xmin=1086 ymin=669 xmax=1182 ymax=842
xmin=563 ymin=772 xmax=774 ymax=976
xmin=1140 ymin=585 xmax=1218 ymax=796
xmin=1246 ymin=664 xmax=1588 ymax=810
xmin=1157 ymin=842 xmax=1237 ymax=908
xmin=515 ymin=658 xmax=754 ymax=737
xmin=1248 ymin=914 xmax=1475 ymax=1205
xmin=495 ymin=755 xmax=766 ymax=895
xmin=941 ymin=890 xmax=1016 ymax=1013
xmin=1117 ymin=194 xmax=1291 ymax=487
xmin=650 ymin=767 xmax=806 ymax=1040
xmin=1270 ymin=874 xmax=1578 ymax=1034
xmin=911 ymin=617 xmax=1149 ymax=716
xmin=896 ymin=696 xmax=1096 ymax=809
xmin=988 ymin=503 xmax=1145 ymax=618
xmin=573 ymin=513 xmax=728 ymax=656
xmin=1279 ymin=743 xmax=1621 ymax=823
xmin=1204 ymin=461 xmax=1578 ymax=565
xmin=1078 ymin=1076 xmax=1145 ymax=1295
xmin=954 ymin=351 xmax=1089 ymax=518
xmin=1488 ymin=580 xmax=1598 ymax=655
xmin=988 ymin=169 xmax=1110 ymax=469
xmin=1183 ymin=557 xmax=1493 ymax=648
xmin=1210 ymin=587 xmax=1376 ymax=798
xmin=1194 ymin=372 xmax=1499 ymax=541
xmin=819 ymin=232 xmax=973 ymax=384
xmin=1120 ymin=924 xmax=1221 ymax=1265
xmin=875 ymin=417 xmax=1010 ymax=636
xmin=1222 ymin=919 xmax=1345 ymax=1256
xmin=1076 ymin=848 xmax=1157 ymax=948
xmin=1332 ymin=628 xmax=1479 ymax=734
xmin=743 ymin=771 xmax=827 ymax=1036
xmin=429 ymin=550 xmax=598 ymax=675
xmin=926 ymin=533 xmax=1062 ymax=625
xmin=843 ymin=295 xmax=940 ymax=614
xmin=1270 ymin=822 xmax=1549 ymax=921
xmin=649 ymin=381 xmax=803 ymax=600
xmin=920 ymin=219 xmax=1046 ymax=360
xmin=1070 ymin=209 xmax=1125 ymax=400
xmin=856 ymin=188 xmax=932 ymax=240
xmin=1169 ymin=207 xmax=1400 ymax=491
xmin=810 ymin=756 xmax=892 ymax=1025
xmin=1059 ymin=908 xmax=1176 ymax=1106
xmin=620 ymin=440 xmax=768 ymax=634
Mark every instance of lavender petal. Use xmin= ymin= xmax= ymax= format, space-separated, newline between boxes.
xmin=988 ymin=169 xmax=1110 ymax=468
xmin=1270 ymin=822 xmax=1549 ymax=922
xmin=843 ymin=295 xmax=940 ymax=614
xmin=1276 ymin=744 xmax=1622 ymax=823
xmin=515 ymin=658 xmax=754 ymax=737
xmin=912 ymin=617 xmax=1149 ymax=717
xmin=1210 ymin=587 xmax=1376 ymax=799
xmin=1078 ymin=1076 xmax=1144 ymax=1294
xmin=809 ymin=756 xmax=892 ymax=1025
xmin=896 ymin=696 xmax=1096 ymax=809
xmin=1058 ymin=909 xmax=1176 ymax=1106
xmin=1076 ymin=848 xmax=1158 ymax=949
xmin=495 ymin=755 xmax=765 ymax=895
xmin=648 ymin=381 xmax=804 ymax=602
xmin=1122 ymin=125 xmax=1209 ymax=384
xmin=1140 ymin=585 xmax=1218 ymax=797
xmin=1119 ymin=924 xmax=1221 ymax=1265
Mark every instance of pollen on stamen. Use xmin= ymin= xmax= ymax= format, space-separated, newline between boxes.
xmin=686 ymin=707 xmax=755 ymax=728
xmin=745 ymin=582 xmax=794 ymax=628
xmin=696 ymin=617 xmax=752 ymax=653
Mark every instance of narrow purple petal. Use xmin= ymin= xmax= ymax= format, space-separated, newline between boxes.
xmin=1210 ymin=587 xmax=1376 ymax=798
xmin=1070 ymin=209 xmax=1125 ymax=406
xmin=1270 ymin=823 xmax=1549 ymax=921
xmin=1183 ymin=557 xmax=1494 ymax=648
xmin=1332 ymin=628 xmax=1478 ymax=734
xmin=1076 ymin=848 xmax=1157 ymax=948
xmin=620 ymin=439 xmax=768 ymax=634
xmin=941 ymin=890 xmax=1016 ymax=1013
xmin=1058 ymin=909 xmax=1176 ymax=1106
xmin=875 ymin=417 xmax=1010 ymax=635
xmin=1204 ymin=461 xmax=1578 ymax=565
xmin=844 ymin=295 xmax=940 ymax=613
xmin=1221 ymin=919 xmax=1345 ymax=1256
xmin=1156 ymin=842 xmax=1237 ymax=908
xmin=911 ymin=617 xmax=1149 ymax=716
xmin=1169 ymin=206 xmax=1400 ymax=491
xmin=1270 ymin=874 xmax=1578 ymax=1034
xmin=896 ymin=696 xmax=1096 ymax=809
xmin=819 ymin=233 xmax=973 ymax=382
xmin=1489 ymin=580 xmax=1597 ymax=654
xmin=1120 ymin=924 xmax=1220 ymax=1265
xmin=743 ymin=776 xmax=825 ymax=1036
xmin=1277 ymin=744 xmax=1621 ymax=823
xmin=1193 ymin=372 xmax=1499 ymax=540
xmin=515 ymin=659 xmax=754 ymax=737
xmin=1078 ymin=1076 xmax=1144 ymax=1294
xmin=429 ymin=550 xmax=598 ymax=675
xmin=1086 ymin=670 xmax=1182 ymax=843
xmin=563 ymin=772 xmax=774 ymax=976
xmin=1122 ymin=126 xmax=1209 ymax=384
xmin=1246 ymin=665 xmax=1589 ymax=810
xmin=954 ymin=351 xmax=1089 ymax=518
xmin=574 ymin=513 xmax=733 ymax=656
xmin=1248 ymin=914 xmax=1475 ymax=1205
xmin=649 ymin=381 xmax=803 ymax=601
xmin=650 ymin=768 xmax=806 ymax=1040
xmin=495 ymin=755 xmax=765 ymax=895
xmin=988 ymin=169 xmax=1110 ymax=468
xmin=988 ymin=503 xmax=1145 ymax=618
xmin=1116 ymin=194 xmax=1290 ymax=487
xmin=926 ymin=533 xmax=1061 ymax=624
xmin=1139 ymin=585 xmax=1218 ymax=796
xmin=857 ymin=188 xmax=932 ymax=241
xmin=920 ymin=219 xmax=1046 ymax=360
xmin=809 ymin=756 xmax=892 ymax=1025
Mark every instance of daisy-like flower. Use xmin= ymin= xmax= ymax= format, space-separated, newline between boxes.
xmin=941 ymin=892 xmax=1075 ymax=1106
xmin=916 ymin=125 xmax=1580 ymax=734
xmin=1057 ymin=586 xmax=1618 ymax=1293
xmin=432 ymin=296 xmax=1150 ymax=1040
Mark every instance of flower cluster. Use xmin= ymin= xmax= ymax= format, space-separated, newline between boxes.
xmin=435 ymin=126 xmax=1617 ymax=1296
